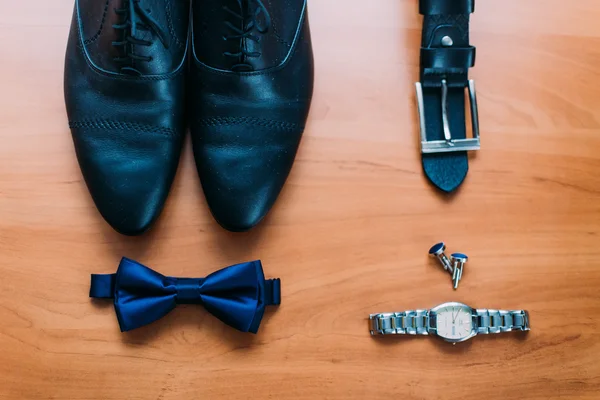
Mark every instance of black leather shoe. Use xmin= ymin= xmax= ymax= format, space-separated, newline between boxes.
xmin=64 ymin=0 xmax=190 ymax=235
xmin=190 ymin=0 xmax=314 ymax=232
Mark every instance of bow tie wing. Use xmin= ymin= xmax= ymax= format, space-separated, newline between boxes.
xmin=113 ymin=258 xmax=178 ymax=332
xmin=199 ymin=261 xmax=268 ymax=333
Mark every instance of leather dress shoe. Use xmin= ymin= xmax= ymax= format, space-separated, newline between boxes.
xmin=64 ymin=0 xmax=190 ymax=235
xmin=190 ymin=0 xmax=314 ymax=232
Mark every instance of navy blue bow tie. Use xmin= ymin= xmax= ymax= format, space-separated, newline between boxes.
xmin=90 ymin=258 xmax=281 ymax=333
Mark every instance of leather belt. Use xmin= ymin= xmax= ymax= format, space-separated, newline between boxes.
xmin=415 ymin=0 xmax=480 ymax=193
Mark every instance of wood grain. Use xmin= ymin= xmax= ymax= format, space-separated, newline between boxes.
xmin=1 ymin=0 xmax=600 ymax=398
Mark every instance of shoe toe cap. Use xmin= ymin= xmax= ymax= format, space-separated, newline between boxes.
xmin=193 ymin=122 xmax=303 ymax=232
xmin=71 ymin=125 xmax=182 ymax=235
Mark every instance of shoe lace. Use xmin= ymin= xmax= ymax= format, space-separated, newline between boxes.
xmin=222 ymin=0 xmax=272 ymax=72
xmin=112 ymin=0 xmax=170 ymax=75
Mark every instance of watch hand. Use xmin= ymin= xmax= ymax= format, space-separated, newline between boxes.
xmin=452 ymin=307 xmax=458 ymax=323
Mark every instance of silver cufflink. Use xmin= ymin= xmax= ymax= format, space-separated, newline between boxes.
xmin=428 ymin=242 xmax=468 ymax=290
xmin=429 ymin=242 xmax=452 ymax=272
xmin=450 ymin=253 xmax=468 ymax=289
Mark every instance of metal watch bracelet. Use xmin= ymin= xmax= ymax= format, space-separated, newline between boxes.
xmin=369 ymin=309 xmax=530 ymax=336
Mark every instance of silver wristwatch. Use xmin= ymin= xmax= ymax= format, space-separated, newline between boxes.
xmin=369 ymin=302 xmax=530 ymax=343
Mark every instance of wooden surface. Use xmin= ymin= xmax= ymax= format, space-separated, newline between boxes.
xmin=1 ymin=0 xmax=600 ymax=398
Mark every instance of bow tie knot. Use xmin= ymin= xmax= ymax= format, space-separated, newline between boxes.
xmin=90 ymin=258 xmax=281 ymax=333
xmin=172 ymin=278 xmax=205 ymax=304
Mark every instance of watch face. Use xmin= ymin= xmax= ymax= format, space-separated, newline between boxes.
xmin=432 ymin=303 xmax=475 ymax=342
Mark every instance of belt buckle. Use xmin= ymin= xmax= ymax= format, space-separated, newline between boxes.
xmin=415 ymin=79 xmax=480 ymax=154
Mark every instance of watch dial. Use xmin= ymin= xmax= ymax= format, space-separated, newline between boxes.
xmin=435 ymin=305 xmax=473 ymax=341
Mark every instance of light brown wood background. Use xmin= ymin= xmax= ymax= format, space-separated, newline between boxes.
xmin=1 ymin=0 xmax=600 ymax=398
